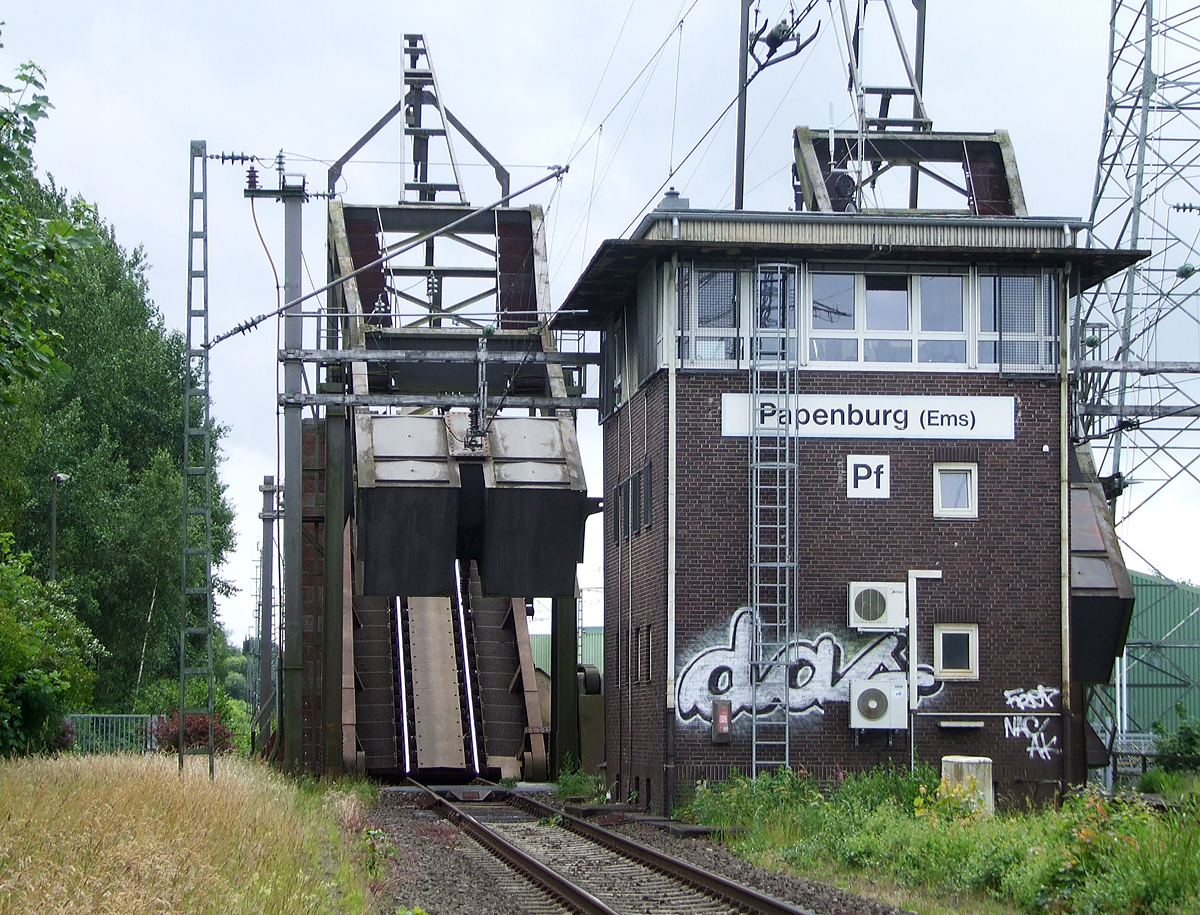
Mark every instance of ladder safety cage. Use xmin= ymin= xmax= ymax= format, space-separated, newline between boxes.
xmin=750 ymin=263 xmax=801 ymax=777
xmin=180 ymin=140 xmax=216 ymax=777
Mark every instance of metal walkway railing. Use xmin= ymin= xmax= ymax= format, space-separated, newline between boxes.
xmin=67 ymin=714 xmax=156 ymax=754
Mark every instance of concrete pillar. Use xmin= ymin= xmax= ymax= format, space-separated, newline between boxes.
xmin=942 ymin=755 xmax=994 ymax=814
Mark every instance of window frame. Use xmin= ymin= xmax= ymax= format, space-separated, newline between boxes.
xmin=977 ymin=269 xmax=1060 ymax=375
xmin=805 ymin=268 xmax=978 ymax=370
xmin=933 ymin=623 xmax=979 ymax=680
xmin=677 ymin=263 xmax=745 ymax=369
xmin=933 ymin=462 xmax=979 ymax=520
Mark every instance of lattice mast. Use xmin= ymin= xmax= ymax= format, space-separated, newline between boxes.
xmin=1077 ymin=1 xmax=1200 ymax=511
xmin=180 ymin=141 xmax=216 ymax=777
xmin=1078 ymin=0 xmax=1200 ymax=746
xmin=829 ymin=0 xmax=931 ymax=209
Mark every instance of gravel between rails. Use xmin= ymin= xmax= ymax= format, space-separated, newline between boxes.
xmin=368 ymin=792 xmax=563 ymax=915
xmin=365 ymin=790 xmax=915 ymax=915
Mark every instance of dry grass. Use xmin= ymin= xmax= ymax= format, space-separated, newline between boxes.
xmin=0 ymin=754 xmax=370 ymax=915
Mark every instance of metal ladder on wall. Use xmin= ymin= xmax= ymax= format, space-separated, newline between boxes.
xmin=750 ymin=266 xmax=800 ymax=777
xmin=180 ymin=140 xmax=215 ymax=777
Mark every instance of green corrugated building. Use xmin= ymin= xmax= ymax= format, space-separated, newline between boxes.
xmin=1095 ymin=572 xmax=1200 ymax=737
xmin=532 ymin=627 xmax=604 ymax=676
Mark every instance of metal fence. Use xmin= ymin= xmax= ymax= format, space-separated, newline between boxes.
xmin=66 ymin=714 xmax=156 ymax=754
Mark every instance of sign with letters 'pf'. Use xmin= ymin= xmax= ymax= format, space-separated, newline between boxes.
xmin=722 ymin=393 xmax=1016 ymax=440
xmin=847 ymin=455 xmax=890 ymax=498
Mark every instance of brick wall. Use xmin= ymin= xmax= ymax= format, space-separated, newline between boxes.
xmin=300 ymin=419 xmax=326 ymax=774
xmin=605 ymin=368 xmax=1067 ymax=809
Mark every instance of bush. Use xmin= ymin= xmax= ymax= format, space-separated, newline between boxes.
xmin=554 ymin=755 xmax=604 ymax=802
xmin=0 ymin=534 xmax=103 ymax=755
xmin=685 ymin=766 xmax=1200 ymax=914
xmin=1153 ymin=702 xmax=1200 ymax=772
xmin=150 ymin=711 xmax=234 ymax=753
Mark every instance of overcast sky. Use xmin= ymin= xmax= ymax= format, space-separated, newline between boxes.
xmin=5 ymin=2 xmax=1196 ymax=640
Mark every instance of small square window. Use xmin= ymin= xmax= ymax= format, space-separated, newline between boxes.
xmin=933 ymin=462 xmax=978 ymax=519
xmin=934 ymin=624 xmax=979 ymax=680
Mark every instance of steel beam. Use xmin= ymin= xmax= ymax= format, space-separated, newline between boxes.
xmin=282 ymin=193 xmax=304 ymax=774
xmin=1078 ymin=361 xmax=1200 ymax=374
xmin=257 ymin=476 xmax=276 ymax=752
xmin=550 ymin=588 xmax=580 ymax=778
xmin=1081 ymin=404 xmax=1200 ymax=417
xmin=280 ymin=392 xmax=598 ymax=410
xmin=281 ymin=348 xmax=600 ymax=365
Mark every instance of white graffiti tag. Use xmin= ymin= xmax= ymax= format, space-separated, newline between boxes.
xmin=1004 ymin=715 xmax=1061 ymax=760
xmin=1003 ymin=684 xmax=1060 ymax=711
xmin=675 ymin=607 xmax=941 ymax=723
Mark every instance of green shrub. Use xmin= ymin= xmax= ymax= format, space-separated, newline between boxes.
xmin=554 ymin=755 xmax=604 ymax=802
xmin=1153 ymin=702 xmax=1200 ymax=773
xmin=913 ymin=775 xmax=986 ymax=824
xmin=0 ymin=535 xmax=103 ymax=755
xmin=1141 ymin=766 xmax=1200 ymax=802
xmin=831 ymin=762 xmax=939 ymax=817
xmin=685 ymin=766 xmax=1200 ymax=914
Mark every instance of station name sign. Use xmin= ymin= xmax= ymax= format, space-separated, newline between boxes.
xmin=721 ymin=393 xmax=1015 ymax=440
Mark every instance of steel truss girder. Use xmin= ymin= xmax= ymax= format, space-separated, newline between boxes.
xmin=279 ymin=392 xmax=597 ymax=410
xmin=1076 ymin=0 xmax=1200 ymax=511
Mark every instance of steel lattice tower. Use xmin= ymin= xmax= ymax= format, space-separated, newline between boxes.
xmin=1078 ymin=0 xmax=1200 ymax=523
xmin=1078 ymin=0 xmax=1200 ymax=749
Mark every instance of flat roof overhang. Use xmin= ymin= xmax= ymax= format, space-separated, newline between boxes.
xmin=552 ymin=214 xmax=1148 ymax=330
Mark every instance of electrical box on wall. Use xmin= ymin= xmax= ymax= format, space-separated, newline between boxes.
xmin=712 ymin=699 xmax=732 ymax=744
xmin=848 ymin=581 xmax=907 ymax=630
xmin=850 ymin=679 xmax=909 ymax=729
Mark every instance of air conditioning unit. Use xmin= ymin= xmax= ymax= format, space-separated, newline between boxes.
xmin=848 ymin=581 xmax=907 ymax=630
xmin=850 ymin=679 xmax=909 ymax=730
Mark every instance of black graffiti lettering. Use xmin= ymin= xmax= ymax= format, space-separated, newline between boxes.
xmin=708 ymin=666 xmax=733 ymax=695
xmin=789 ymin=660 xmax=815 ymax=690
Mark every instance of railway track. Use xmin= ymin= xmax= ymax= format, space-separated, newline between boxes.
xmin=411 ymin=782 xmax=815 ymax=915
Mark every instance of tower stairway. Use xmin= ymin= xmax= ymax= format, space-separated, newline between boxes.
xmin=351 ymin=595 xmax=398 ymax=773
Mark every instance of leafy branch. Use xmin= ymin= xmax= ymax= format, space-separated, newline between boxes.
xmin=0 ymin=48 xmax=98 ymax=398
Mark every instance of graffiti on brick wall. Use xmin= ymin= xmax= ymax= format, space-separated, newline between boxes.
xmin=675 ymin=607 xmax=940 ymax=723
xmin=1003 ymin=684 xmax=1059 ymax=711
xmin=1003 ymin=685 xmax=1061 ymax=760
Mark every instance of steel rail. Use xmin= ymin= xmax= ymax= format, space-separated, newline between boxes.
xmin=500 ymin=789 xmax=816 ymax=915
xmin=408 ymin=781 xmax=619 ymax=915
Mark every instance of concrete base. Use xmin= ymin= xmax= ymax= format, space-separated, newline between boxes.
xmin=942 ymin=755 xmax=995 ymax=814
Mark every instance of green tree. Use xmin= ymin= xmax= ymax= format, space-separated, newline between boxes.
xmin=0 ymin=41 xmax=234 ymax=711
xmin=0 ymin=533 xmax=103 ymax=754
xmin=0 ymin=47 xmax=95 ymax=394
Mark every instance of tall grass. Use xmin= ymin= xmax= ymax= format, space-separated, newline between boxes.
xmin=684 ymin=766 xmax=1200 ymax=915
xmin=0 ymin=754 xmax=371 ymax=915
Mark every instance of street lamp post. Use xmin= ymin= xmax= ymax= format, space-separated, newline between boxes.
xmin=50 ymin=472 xmax=70 ymax=581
